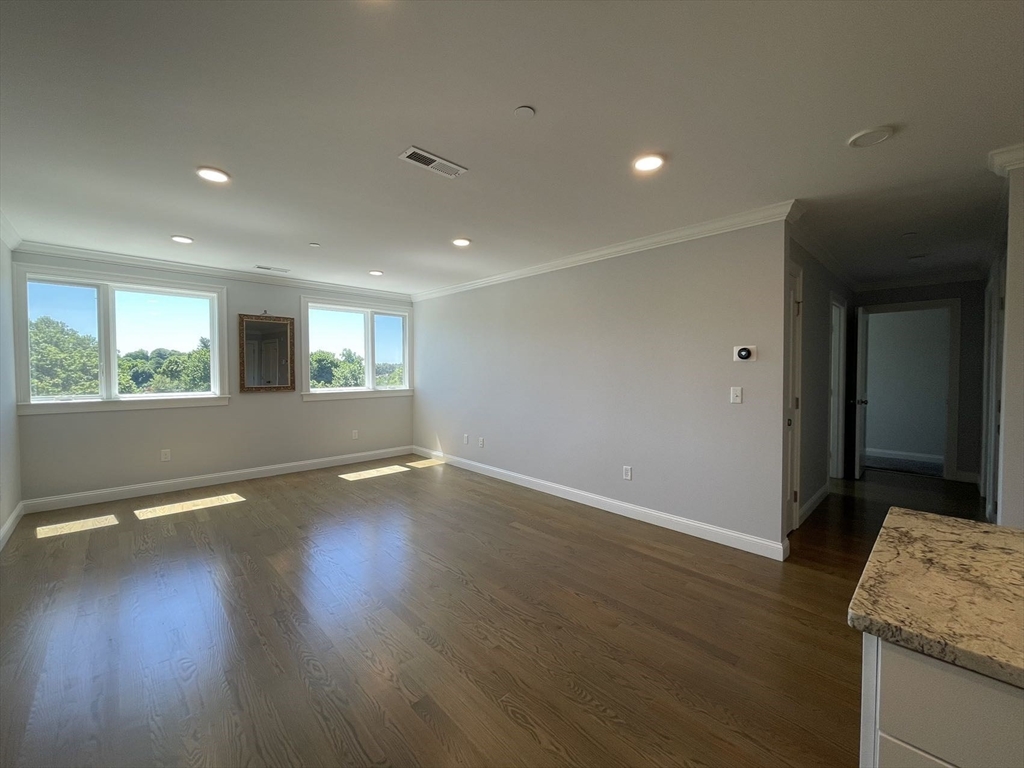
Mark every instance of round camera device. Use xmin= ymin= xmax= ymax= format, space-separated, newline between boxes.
xmin=733 ymin=345 xmax=757 ymax=362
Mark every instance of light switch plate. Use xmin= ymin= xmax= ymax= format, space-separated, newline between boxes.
xmin=730 ymin=387 xmax=743 ymax=404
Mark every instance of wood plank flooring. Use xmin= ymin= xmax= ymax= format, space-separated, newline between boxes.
xmin=0 ymin=458 xmax=982 ymax=767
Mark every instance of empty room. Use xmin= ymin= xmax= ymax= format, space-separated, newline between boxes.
xmin=1 ymin=2 xmax=1022 ymax=767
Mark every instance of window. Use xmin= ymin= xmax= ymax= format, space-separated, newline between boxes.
xmin=303 ymin=298 xmax=409 ymax=395
xmin=18 ymin=267 xmax=226 ymax=409
xmin=308 ymin=307 xmax=367 ymax=389
xmin=27 ymin=281 xmax=101 ymax=399
xmin=374 ymin=313 xmax=406 ymax=389
xmin=114 ymin=289 xmax=212 ymax=395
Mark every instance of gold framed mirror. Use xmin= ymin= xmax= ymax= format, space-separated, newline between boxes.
xmin=239 ymin=314 xmax=295 ymax=392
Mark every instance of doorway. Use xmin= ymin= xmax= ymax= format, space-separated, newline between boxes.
xmin=828 ymin=294 xmax=848 ymax=479
xmin=784 ymin=261 xmax=803 ymax=533
xmin=853 ymin=300 xmax=961 ymax=480
xmin=981 ymin=263 xmax=1005 ymax=522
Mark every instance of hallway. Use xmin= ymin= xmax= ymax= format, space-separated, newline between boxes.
xmin=789 ymin=469 xmax=986 ymax=570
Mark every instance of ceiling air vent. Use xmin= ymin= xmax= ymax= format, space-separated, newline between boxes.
xmin=254 ymin=265 xmax=291 ymax=273
xmin=399 ymin=146 xmax=468 ymax=178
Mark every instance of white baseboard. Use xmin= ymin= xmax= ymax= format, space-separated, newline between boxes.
xmin=864 ymin=449 xmax=943 ymax=463
xmin=413 ymin=447 xmax=788 ymax=561
xmin=797 ymin=483 xmax=830 ymax=528
xmin=0 ymin=501 xmax=26 ymax=551
xmin=20 ymin=446 xmax=415 ymax=515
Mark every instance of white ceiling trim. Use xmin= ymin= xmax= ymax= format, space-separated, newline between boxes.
xmin=12 ymin=241 xmax=413 ymax=308
xmin=988 ymin=144 xmax=1024 ymax=177
xmin=412 ymin=200 xmax=797 ymax=302
xmin=0 ymin=210 xmax=23 ymax=250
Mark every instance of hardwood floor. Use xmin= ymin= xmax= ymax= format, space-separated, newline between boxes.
xmin=0 ymin=458 xmax=982 ymax=767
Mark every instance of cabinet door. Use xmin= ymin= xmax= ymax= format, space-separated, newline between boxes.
xmin=878 ymin=734 xmax=953 ymax=768
xmin=879 ymin=642 xmax=1024 ymax=768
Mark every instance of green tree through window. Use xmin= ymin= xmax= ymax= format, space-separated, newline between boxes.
xmin=28 ymin=317 xmax=100 ymax=396
xmin=27 ymin=316 xmax=211 ymax=396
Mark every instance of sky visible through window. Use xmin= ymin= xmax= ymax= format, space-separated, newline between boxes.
xmin=29 ymin=284 xmax=404 ymax=361
xmin=28 ymin=283 xmax=98 ymax=338
xmin=115 ymin=290 xmax=209 ymax=352
xmin=309 ymin=307 xmax=403 ymax=362
xmin=28 ymin=283 xmax=210 ymax=353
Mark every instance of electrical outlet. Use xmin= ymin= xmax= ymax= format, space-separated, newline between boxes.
xmin=478 ymin=437 xmax=485 ymax=448
xmin=463 ymin=434 xmax=469 ymax=445
xmin=160 ymin=449 xmax=171 ymax=462
xmin=352 ymin=430 xmax=359 ymax=440
xmin=623 ymin=465 xmax=632 ymax=481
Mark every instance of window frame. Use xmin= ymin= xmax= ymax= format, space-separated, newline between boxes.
xmin=14 ymin=263 xmax=229 ymax=414
xmin=300 ymin=295 xmax=412 ymax=401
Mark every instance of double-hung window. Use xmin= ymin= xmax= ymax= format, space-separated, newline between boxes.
xmin=16 ymin=266 xmax=227 ymax=411
xmin=302 ymin=297 xmax=410 ymax=397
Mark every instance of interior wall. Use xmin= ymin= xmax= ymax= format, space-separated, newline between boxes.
xmin=413 ymin=221 xmax=788 ymax=547
xmin=998 ymin=166 xmax=1023 ymax=529
xmin=855 ymin=280 xmax=986 ymax=479
xmin=787 ymin=233 xmax=852 ymax=509
xmin=864 ymin=309 xmax=950 ymax=461
xmin=14 ymin=251 xmax=414 ymax=500
xmin=0 ymin=239 xmax=23 ymax=536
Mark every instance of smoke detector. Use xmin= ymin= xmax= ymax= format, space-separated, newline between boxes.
xmin=399 ymin=147 xmax=468 ymax=178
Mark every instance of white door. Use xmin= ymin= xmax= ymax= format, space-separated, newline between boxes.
xmin=984 ymin=276 xmax=1004 ymax=520
xmin=855 ymin=307 xmax=869 ymax=479
xmin=828 ymin=300 xmax=847 ymax=478
xmin=261 ymin=339 xmax=279 ymax=385
xmin=245 ymin=341 xmax=259 ymax=387
xmin=785 ymin=262 xmax=803 ymax=530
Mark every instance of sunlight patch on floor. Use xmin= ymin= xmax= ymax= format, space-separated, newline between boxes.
xmin=134 ymin=493 xmax=246 ymax=520
xmin=340 ymin=465 xmax=410 ymax=481
xmin=407 ymin=459 xmax=445 ymax=468
xmin=37 ymin=514 xmax=119 ymax=538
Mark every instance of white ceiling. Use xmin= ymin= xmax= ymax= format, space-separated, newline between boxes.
xmin=1 ymin=1 xmax=1021 ymax=295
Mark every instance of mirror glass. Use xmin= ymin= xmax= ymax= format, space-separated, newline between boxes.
xmin=239 ymin=314 xmax=295 ymax=391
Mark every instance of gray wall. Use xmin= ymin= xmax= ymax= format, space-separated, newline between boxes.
xmin=998 ymin=167 xmax=1023 ymax=528
xmin=787 ymin=234 xmax=851 ymax=508
xmin=14 ymin=251 xmax=414 ymax=500
xmin=856 ymin=280 xmax=986 ymax=477
xmin=413 ymin=222 xmax=788 ymax=544
xmin=1 ymin=239 xmax=22 ymax=534
xmin=865 ymin=309 xmax=950 ymax=460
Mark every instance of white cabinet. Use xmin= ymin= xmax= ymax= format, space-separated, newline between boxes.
xmin=860 ymin=635 xmax=1024 ymax=768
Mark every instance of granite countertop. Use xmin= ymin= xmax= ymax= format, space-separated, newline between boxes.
xmin=848 ymin=507 xmax=1024 ymax=688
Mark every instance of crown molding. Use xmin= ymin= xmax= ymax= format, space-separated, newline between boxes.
xmin=12 ymin=240 xmax=413 ymax=307
xmin=0 ymin=210 xmax=23 ymax=250
xmin=988 ymin=143 xmax=1024 ymax=177
xmin=412 ymin=200 xmax=797 ymax=302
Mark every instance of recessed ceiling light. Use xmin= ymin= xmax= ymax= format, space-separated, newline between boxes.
xmin=309 ymin=242 xmax=321 ymax=248
xmin=908 ymin=253 xmax=930 ymax=261
xmin=633 ymin=154 xmax=665 ymax=172
xmin=369 ymin=270 xmax=384 ymax=276
xmin=847 ymin=126 xmax=895 ymax=148
xmin=196 ymin=166 xmax=230 ymax=183
xmin=171 ymin=235 xmax=193 ymax=244
xmin=901 ymin=232 xmax=918 ymax=238
xmin=452 ymin=238 xmax=471 ymax=247
xmin=514 ymin=105 xmax=536 ymax=119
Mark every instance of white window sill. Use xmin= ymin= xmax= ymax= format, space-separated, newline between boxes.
xmin=18 ymin=395 xmax=230 ymax=416
xmin=301 ymin=388 xmax=413 ymax=402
